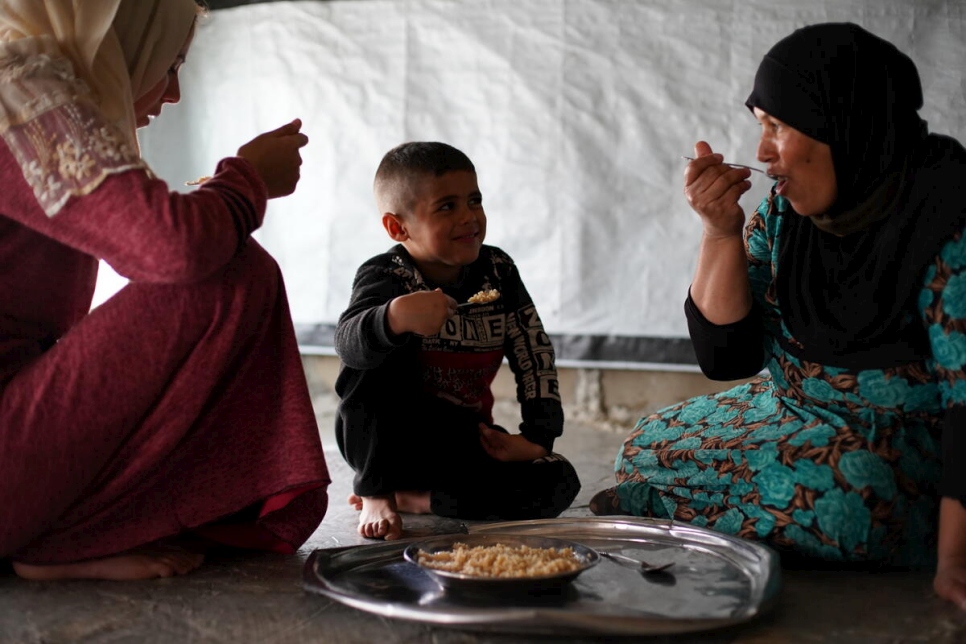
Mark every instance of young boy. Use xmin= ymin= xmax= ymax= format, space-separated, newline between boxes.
xmin=334 ymin=141 xmax=581 ymax=540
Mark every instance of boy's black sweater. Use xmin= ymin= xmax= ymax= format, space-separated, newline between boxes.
xmin=334 ymin=244 xmax=563 ymax=453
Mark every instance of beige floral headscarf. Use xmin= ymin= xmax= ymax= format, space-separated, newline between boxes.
xmin=0 ymin=0 xmax=198 ymax=216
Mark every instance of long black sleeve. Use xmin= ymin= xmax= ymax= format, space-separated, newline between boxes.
xmin=334 ymin=261 xmax=411 ymax=370
xmin=498 ymin=258 xmax=563 ymax=453
xmin=684 ymin=290 xmax=766 ymax=380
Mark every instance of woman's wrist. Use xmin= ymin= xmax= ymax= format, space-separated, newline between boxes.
xmin=690 ymin=232 xmax=752 ymax=324
xmin=701 ymin=226 xmax=745 ymax=243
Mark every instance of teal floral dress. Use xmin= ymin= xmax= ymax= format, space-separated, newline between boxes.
xmin=610 ymin=194 xmax=966 ymax=567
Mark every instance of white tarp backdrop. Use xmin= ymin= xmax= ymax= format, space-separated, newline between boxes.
xmin=93 ymin=0 xmax=966 ymax=366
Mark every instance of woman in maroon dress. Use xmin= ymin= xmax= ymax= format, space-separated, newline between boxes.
xmin=0 ymin=0 xmax=330 ymax=580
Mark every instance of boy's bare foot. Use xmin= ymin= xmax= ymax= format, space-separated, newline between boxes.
xmin=348 ymin=491 xmax=430 ymax=515
xmin=395 ymin=490 xmax=431 ymax=514
xmin=12 ymin=540 xmax=205 ymax=581
xmin=357 ymin=495 xmax=404 ymax=540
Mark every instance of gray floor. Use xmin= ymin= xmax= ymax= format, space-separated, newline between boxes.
xmin=2 ymin=392 xmax=966 ymax=643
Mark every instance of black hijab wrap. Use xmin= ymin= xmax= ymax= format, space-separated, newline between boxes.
xmin=745 ymin=23 xmax=966 ymax=370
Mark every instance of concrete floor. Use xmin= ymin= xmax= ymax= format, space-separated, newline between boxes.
xmin=2 ymin=388 xmax=966 ymax=643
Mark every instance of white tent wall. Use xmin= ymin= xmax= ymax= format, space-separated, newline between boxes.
xmin=93 ymin=0 xmax=966 ymax=368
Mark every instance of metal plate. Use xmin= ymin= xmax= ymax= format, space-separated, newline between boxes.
xmin=402 ymin=533 xmax=600 ymax=594
xmin=302 ymin=517 xmax=781 ymax=636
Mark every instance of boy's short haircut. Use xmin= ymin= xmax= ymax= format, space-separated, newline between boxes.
xmin=374 ymin=142 xmax=476 ymax=216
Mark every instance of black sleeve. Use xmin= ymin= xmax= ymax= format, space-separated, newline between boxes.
xmin=334 ymin=259 xmax=410 ymax=370
xmin=685 ymin=290 xmax=766 ymax=381
xmin=499 ymin=255 xmax=563 ymax=453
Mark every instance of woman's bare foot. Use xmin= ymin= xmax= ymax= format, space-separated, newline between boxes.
xmin=12 ymin=540 xmax=205 ymax=581
xmin=355 ymin=494 xmax=404 ymax=540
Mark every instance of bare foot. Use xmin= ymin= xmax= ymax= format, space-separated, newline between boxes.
xmin=395 ymin=490 xmax=431 ymax=514
xmin=589 ymin=487 xmax=632 ymax=516
xmin=13 ymin=541 xmax=205 ymax=581
xmin=357 ymin=495 xmax=404 ymax=540
xmin=348 ymin=491 xmax=430 ymax=514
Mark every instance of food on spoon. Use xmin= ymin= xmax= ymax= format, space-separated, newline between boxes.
xmin=185 ymin=175 xmax=212 ymax=186
xmin=467 ymin=289 xmax=500 ymax=304
xmin=416 ymin=542 xmax=583 ymax=578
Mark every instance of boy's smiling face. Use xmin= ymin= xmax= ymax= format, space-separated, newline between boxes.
xmin=383 ymin=170 xmax=486 ymax=284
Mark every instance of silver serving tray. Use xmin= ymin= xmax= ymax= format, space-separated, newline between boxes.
xmin=302 ymin=517 xmax=781 ymax=636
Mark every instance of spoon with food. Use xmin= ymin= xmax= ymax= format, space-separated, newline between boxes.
xmin=458 ymin=289 xmax=500 ymax=307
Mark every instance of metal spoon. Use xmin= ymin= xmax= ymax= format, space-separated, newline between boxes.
xmin=600 ymin=551 xmax=675 ymax=573
xmin=681 ymin=156 xmax=766 ymax=174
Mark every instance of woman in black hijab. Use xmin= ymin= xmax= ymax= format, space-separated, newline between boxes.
xmin=593 ymin=22 xmax=966 ymax=608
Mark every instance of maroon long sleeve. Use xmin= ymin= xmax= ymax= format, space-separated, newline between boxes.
xmin=0 ymin=145 xmax=267 ymax=381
